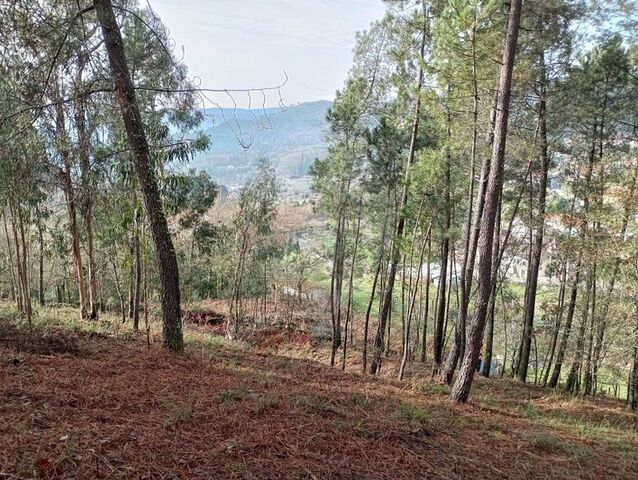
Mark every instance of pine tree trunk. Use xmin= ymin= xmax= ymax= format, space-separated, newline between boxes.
xmin=517 ymin=55 xmax=550 ymax=382
xmin=342 ymin=198 xmax=363 ymax=370
xmin=399 ymin=223 xmax=430 ymax=380
xmin=481 ymin=195 xmax=502 ymax=378
xmin=110 ymin=250 xmax=126 ymax=324
xmin=450 ymin=0 xmax=523 ymax=403
xmin=438 ymin=87 xmax=456 ymax=378
xmin=583 ymin=269 xmax=597 ymax=395
xmin=565 ymin=270 xmax=594 ymax=395
xmin=95 ymin=0 xmax=183 ymax=351
xmin=541 ymin=262 xmax=567 ymax=385
xmin=370 ymin=6 xmax=427 ymax=374
xmin=440 ymin=8 xmax=484 ymax=384
xmin=548 ymin=259 xmax=581 ymax=388
xmin=330 ymin=205 xmax=346 ymax=366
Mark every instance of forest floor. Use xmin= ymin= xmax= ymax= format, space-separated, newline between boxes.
xmin=0 ymin=303 xmax=637 ymax=479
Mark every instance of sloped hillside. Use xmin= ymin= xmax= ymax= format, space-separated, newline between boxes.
xmin=191 ymin=101 xmax=331 ymax=186
xmin=1 ymin=307 xmax=636 ymax=480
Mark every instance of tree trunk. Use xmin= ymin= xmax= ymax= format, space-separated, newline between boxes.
xmin=53 ymin=82 xmax=89 ymax=320
xmin=541 ymin=261 xmax=567 ymax=385
xmin=75 ymin=89 xmax=99 ymax=320
xmin=565 ymin=269 xmax=594 ymax=395
xmin=10 ymin=199 xmax=32 ymax=327
xmin=548 ymin=258 xmax=581 ymax=388
xmin=110 ymin=250 xmax=126 ymax=324
xmin=450 ymin=0 xmax=522 ymax=403
xmin=517 ymin=54 xmax=550 ymax=382
xmin=481 ymin=194 xmax=502 ymax=377
xmin=330 ymin=205 xmax=346 ymax=366
xmin=583 ymin=267 xmax=597 ymax=395
xmin=132 ymin=222 xmax=142 ymax=331
xmin=420 ymin=234 xmax=432 ymax=362
xmin=591 ymin=161 xmax=637 ymax=391
xmin=437 ymin=87 xmax=455 ymax=376
xmin=3 ymin=208 xmax=17 ymax=304
xmin=440 ymin=7 xmax=484 ymax=383
xmin=399 ymin=223 xmax=430 ymax=380
xmin=629 ymin=306 xmax=638 ymax=411
xmin=95 ymin=0 xmax=183 ymax=351
xmin=370 ymin=6 xmax=427 ymax=374
xmin=127 ymin=240 xmax=135 ymax=319
xmin=342 ymin=197 xmax=363 ymax=370
xmin=363 ymin=257 xmax=382 ymax=374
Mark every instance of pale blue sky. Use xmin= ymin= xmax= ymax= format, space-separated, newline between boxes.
xmin=150 ymin=0 xmax=387 ymax=108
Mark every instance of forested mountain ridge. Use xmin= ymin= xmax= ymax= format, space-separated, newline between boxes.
xmin=190 ymin=100 xmax=331 ymax=185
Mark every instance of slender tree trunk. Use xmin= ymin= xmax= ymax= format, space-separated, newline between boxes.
xmin=230 ymin=232 xmax=249 ymax=337
xmin=437 ymin=87 xmax=456 ymax=376
xmin=110 ymin=251 xmax=126 ymax=324
xmin=95 ymin=0 xmax=183 ymax=351
xmin=128 ymin=240 xmax=135 ymax=320
xmin=451 ymin=0 xmax=523 ymax=402
xmin=74 ymin=71 xmax=99 ymax=320
xmin=8 ymin=202 xmax=24 ymax=313
xmin=420 ymin=234 xmax=432 ymax=362
xmin=583 ymin=267 xmax=597 ymax=395
xmin=330 ymin=205 xmax=346 ymax=366
xmin=434 ymin=239 xmax=450 ymax=367
xmin=53 ymin=83 xmax=89 ymax=320
xmin=363 ymin=258 xmax=382 ymax=374
xmin=132 ymin=222 xmax=142 ymax=331
xmin=342 ymin=197 xmax=363 ymax=370
xmin=565 ymin=269 xmax=594 ymax=395
xmin=10 ymin=200 xmax=32 ymax=328
xmin=3 ymin=208 xmax=17 ymax=304
xmin=481 ymin=194 xmax=502 ymax=377
xmin=37 ymin=224 xmax=45 ymax=307
xmin=440 ymin=7 xmax=483 ymax=383
xmin=517 ymin=55 xmax=550 ymax=382
xmin=541 ymin=261 xmax=567 ymax=385
xmin=549 ymin=258 xmax=581 ymax=388
xmin=629 ymin=305 xmax=638 ymax=411
xmin=370 ymin=6 xmax=427 ymax=374
xmin=591 ymin=162 xmax=637 ymax=390
xmin=362 ymin=193 xmax=390 ymax=373
xmin=399 ymin=223 xmax=431 ymax=380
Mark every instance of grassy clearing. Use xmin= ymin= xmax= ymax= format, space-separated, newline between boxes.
xmin=527 ymin=433 xmax=588 ymax=458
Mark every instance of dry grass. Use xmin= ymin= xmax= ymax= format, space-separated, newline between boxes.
xmin=0 ymin=304 xmax=636 ymax=479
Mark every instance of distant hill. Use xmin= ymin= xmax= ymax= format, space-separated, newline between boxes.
xmin=189 ymin=100 xmax=331 ymax=186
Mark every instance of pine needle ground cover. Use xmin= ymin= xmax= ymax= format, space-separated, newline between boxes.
xmin=0 ymin=308 xmax=636 ymax=480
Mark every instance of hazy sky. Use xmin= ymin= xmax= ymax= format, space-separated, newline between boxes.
xmin=150 ymin=0 xmax=387 ymax=108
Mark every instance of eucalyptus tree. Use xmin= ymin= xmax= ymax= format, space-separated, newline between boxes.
xmin=228 ymin=158 xmax=279 ymax=338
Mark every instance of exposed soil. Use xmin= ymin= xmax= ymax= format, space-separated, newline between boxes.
xmin=0 ymin=320 xmax=636 ymax=479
